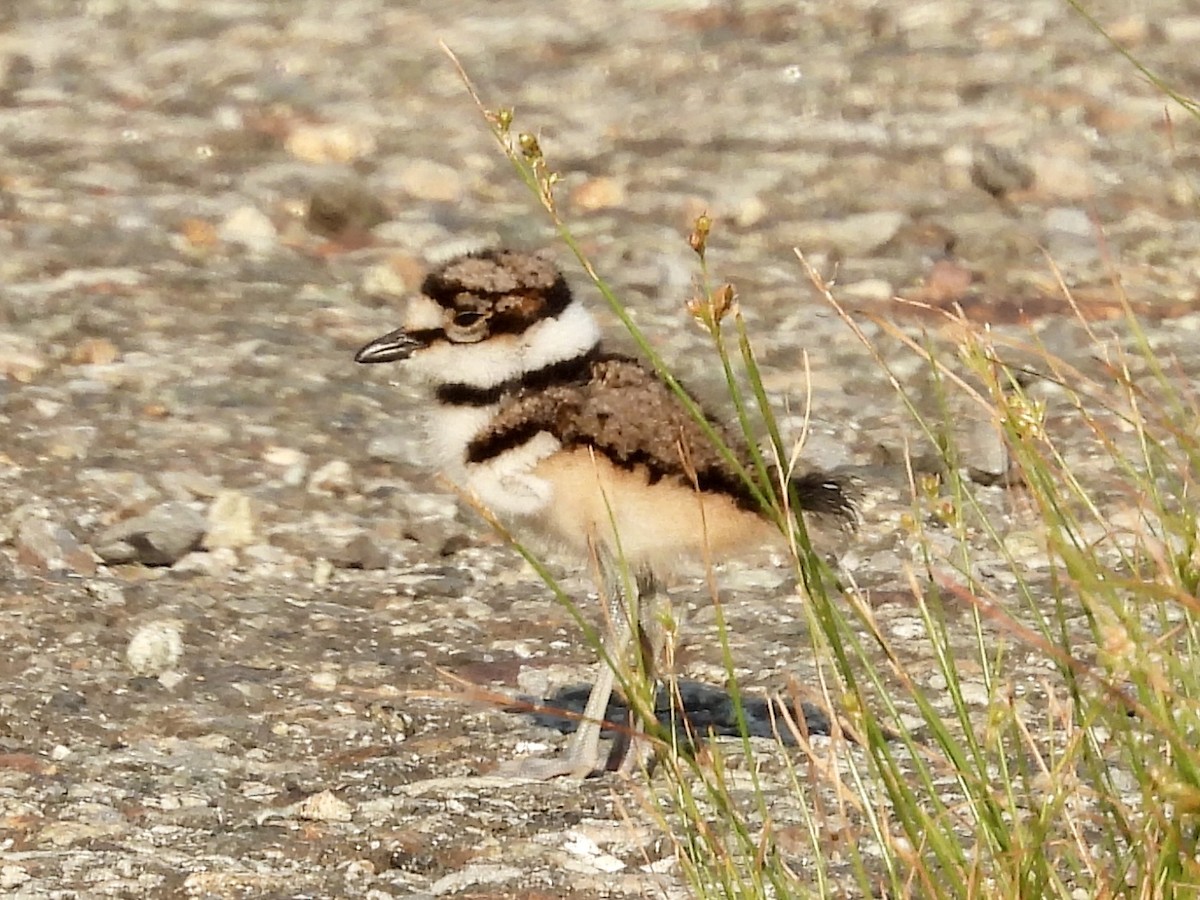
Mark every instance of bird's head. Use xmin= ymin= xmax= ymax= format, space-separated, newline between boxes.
xmin=356 ymin=249 xmax=572 ymax=362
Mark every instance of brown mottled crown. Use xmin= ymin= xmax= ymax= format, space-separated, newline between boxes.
xmin=421 ymin=249 xmax=573 ymax=326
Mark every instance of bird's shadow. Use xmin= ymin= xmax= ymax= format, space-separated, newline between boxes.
xmin=511 ymin=679 xmax=836 ymax=750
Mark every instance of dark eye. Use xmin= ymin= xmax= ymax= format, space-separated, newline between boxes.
xmin=453 ymin=311 xmax=483 ymax=327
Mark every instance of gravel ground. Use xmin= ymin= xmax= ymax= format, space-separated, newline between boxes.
xmin=2 ymin=1 xmax=1199 ymax=897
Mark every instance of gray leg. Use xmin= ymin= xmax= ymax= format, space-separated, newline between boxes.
xmin=495 ymin=551 xmax=639 ymax=780
xmin=614 ymin=573 xmax=674 ymax=775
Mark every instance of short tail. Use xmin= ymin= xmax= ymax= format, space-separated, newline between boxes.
xmin=789 ymin=470 xmax=861 ymax=525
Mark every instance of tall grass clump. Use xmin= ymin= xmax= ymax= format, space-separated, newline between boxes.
xmin=441 ymin=43 xmax=1200 ymax=899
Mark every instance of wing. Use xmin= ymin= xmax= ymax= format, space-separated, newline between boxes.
xmin=465 ymin=354 xmax=756 ymax=507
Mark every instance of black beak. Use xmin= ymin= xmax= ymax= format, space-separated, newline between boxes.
xmin=354 ymin=327 xmax=423 ymax=364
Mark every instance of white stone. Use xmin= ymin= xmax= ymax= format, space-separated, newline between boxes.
xmin=126 ymin=620 xmax=184 ymax=676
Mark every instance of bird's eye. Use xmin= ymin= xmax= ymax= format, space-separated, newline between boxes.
xmin=453 ymin=311 xmax=483 ymax=327
xmin=445 ymin=308 xmax=489 ymax=343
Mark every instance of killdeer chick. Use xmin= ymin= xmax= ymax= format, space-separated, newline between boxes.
xmin=355 ymin=249 xmax=856 ymax=779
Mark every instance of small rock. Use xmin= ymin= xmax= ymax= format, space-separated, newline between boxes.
xmin=32 ymin=397 xmax=62 ymax=418
xmin=0 ymin=53 xmax=35 ymax=100
xmin=35 ymin=821 xmax=124 ymax=848
xmin=732 ymin=194 xmax=768 ymax=228
xmin=429 ymin=865 xmax=524 ymax=897
xmin=0 ymin=864 xmax=31 ymax=889
xmin=360 ymin=258 xmax=417 ymax=301
xmin=920 ymin=258 xmax=975 ymax=304
xmin=798 ymin=211 xmax=908 ymax=256
xmin=1164 ymin=15 xmax=1200 ymax=44
xmin=84 ymin=580 xmax=126 ymax=606
xmin=67 ymin=337 xmax=120 ymax=366
xmin=294 ymin=789 xmax=353 ymax=823
xmin=889 ymin=616 xmax=927 ymax=642
xmin=262 ymin=446 xmax=308 ymax=486
xmin=839 ymin=278 xmax=894 ymax=302
xmin=560 ymin=831 xmax=626 ymax=873
xmin=305 ymin=179 xmax=389 ymax=241
xmin=172 ymin=546 xmax=238 ymax=577
xmin=1105 ymin=14 xmax=1149 ymax=47
xmin=312 ymin=557 xmax=334 ymax=586
xmin=262 ymin=446 xmax=307 ymax=469
xmin=177 ymin=217 xmax=220 ymax=252
xmin=0 ymin=333 xmax=47 ymax=382
xmin=286 ymin=123 xmax=376 ymax=164
xmin=94 ymin=502 xmax=207 ymax=566
xmin=77 ymin=469 xmax=159 ymax=506
xmin=971 ymin=144 xmax=1035 ymax=200
xmin=1031 ymin=150 xmax=1093 ymax=201
xmin=204 ymin=490 xmax=258 ymax=550
xmin=330 ymin=533 xmax=390 ymax=570
xmin=126 ymin=620 xmax=184 ymax=677
xmin=46 ymin=425 xmax=97 ymax=460
xmin=309 ymin=670 xmax=339 ymax=691
xmin=1041 ymin=206 xmax=1100 ymax=270
xmin=570 ymin=176 xmax=626 ymax=211
xmin=962 ymin=410 xmax=1010 ymax=485
xmin=396 ymin=159 xmax=463 ymax=203
xmin=307 ymin=459 xmax=355 ymax=495
xmin=158 ymin=470 xmax=223 ymax=501
xmin=218 ymin=206 xmax=278 ymax=255
xmin=958 ymin=680 xmax=991 ymax=706
xmin=365 ymin=426 xmax=421 ymax=465
xmin=14 ymin=517 xmax=97 ymax=576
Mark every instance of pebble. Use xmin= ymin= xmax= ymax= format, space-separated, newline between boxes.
xmin=305 ymin=179 xmax=390 ymax=240
xmin=330 ymin=533 xmax=391 ymax=570
xmin=428 ymin=865 xmax=524 ymax=897
xmin=173 ymin=546 xmax=238 ymax=577
xmin=961 ymin=411 xmax=1009 ymax=486
xmin=919 ymin=258 xmax=975 ymax=304
xmin=31 ymin=397 xmax=63 ymax=418
xmin=158 ymin=470 xmax=223 ymax=501
xmin=293 ymin=789 xmax=353 ymax=823
xmin=395 ymin=159 xmax=464 ymax=204
xmin=570 ymin=176 xmax=627 ymax=211
xmin=309 ymin=670 xmax=339 ymax=691
xmin=45 ymin=425 xmax=98 ymax=460
xmin=307 ymin=459 xmax=356 ymax=495
xmin=889 ymin=616 xmax=928 ymax=642
xmin=262 ymin=445 xmax=308 ymax=469
xmin=262 ymin=446 xmax=308 ymax=486
xmin=838 ymin=278 xmax=894 ymax=302
xmin=560 ymin=831 xmax=626 ymax=873
xmin=0 ymin=865 xmax=31 ymax=889
xmin=365 ymin=427 xmax=422 ymax=466
xmin=68 ymin=336 xmax=120 ymax=366
xmin=285 ymin=123 xmax=376 ymax=164
xmin=958 ymin=681 xmax=991 ymax=706
xmin=970 ymin=144 xmax=1034 ymax=200
xmin=77 ymin=469 xmax=159 ymax=506
xmin=1031 ymin=150 xmax=1094 ymax=201
xmin=204 ymin=490 xmax=258 ymax=550
xmin=360 ymin=260 xmax=413 ymax=301
xmin=126 ymin=620 xmax=184 ymax=677
xmin=1041 ymin=206 xmax=1100 ymax=270
xmin=0 ymin=333 xmax=47 ymax=382
xmin=312 ymin=557 xmax=334 ymax=586
xmin=93 ymin=502 xmax=208 ymax=566
xmin=1165 ymin=15 xmax=1200 ymax=43
xmin=217 ymin=205 xmax=279 ymax=255
xmin=798 ymin=211 xmax=909 ymax=256
xmin=14 ymin=516 xmax=97 ymax=576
